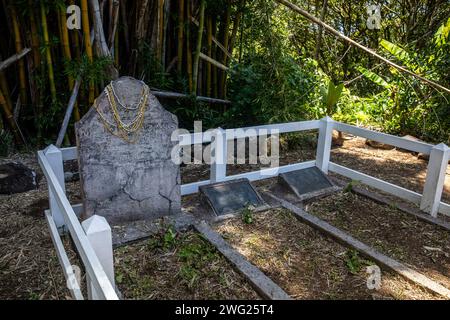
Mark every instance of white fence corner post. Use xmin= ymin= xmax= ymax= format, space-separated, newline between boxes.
xmin=420 ymin=143 xmax=450 ymax=217
xmin=316 ymin=116 xmax=334 ymax=174
xmin=82 ymin=215 xmax=115 ymax=300
xmin=210 ymin=127 xmax=227 ymax=183
xmin=44 ymin=144 xmax=66 ymax=231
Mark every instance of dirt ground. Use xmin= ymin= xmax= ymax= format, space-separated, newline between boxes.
xmin=307 ymin=191 xmax=450 ymax=291
xmin=0 ymin=133 xmax=449 ymax=299
xmin=331 ymin=136 xmax=450 ymax=204
xmin=214 ymin=209 xmax=439 ymax=300
xmin=114 ymin=227 xmax=259 ymax=300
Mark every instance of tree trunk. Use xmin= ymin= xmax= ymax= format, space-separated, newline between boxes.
xmin=10 ymin=5 xmax=27 ymax=106
xmin=177 ymin=0 xmax=184 ymax=74
xmin=81 ymin=0 xmax=95 ymax=104
xmin=192 ymin=0 xmax=206 ymax=95
xmin=40 ymin=2 xmax=56 ymax=103
xmin=186 ymin=0 xmax=193 ymax=92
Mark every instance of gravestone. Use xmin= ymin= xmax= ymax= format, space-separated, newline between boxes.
xmin=75 ymin=77 xmax=181 ymax=224
xmin=278 ymin=167 xmax=338 ymax=200
xmin=200 ymin=179 xmax=267 ymax=216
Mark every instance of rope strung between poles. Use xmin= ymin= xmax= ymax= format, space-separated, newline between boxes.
xmin=275 ymin=0 xmax=450 ymax=95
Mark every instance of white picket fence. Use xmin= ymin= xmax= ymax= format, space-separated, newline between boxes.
xmin=38 ymin=117 xmax=450 ymax=300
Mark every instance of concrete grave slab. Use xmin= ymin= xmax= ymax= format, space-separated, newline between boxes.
xmin=278 ymin=167 xmax=339 ymax=201
xmin=199 ymin=178 xmax=268 ymax=216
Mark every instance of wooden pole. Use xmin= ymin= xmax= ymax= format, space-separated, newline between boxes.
xmin=0 ymin=88 xmax=23 ymax=144
xmin=81 ymin=0 xmax=95 ymax=105
xmin=275 ymin=0 xmax=450 ymax=94
xmin=151 ymin=89 xmax=231 ymax=105
xmin=193 ymin=0 xmax=207 ymax=95
xmin=0 ymin=48 xmax=31 ymax=72
xmin=10 ymin=5 xmax=28 ymax=105
xmin=56 ymin=79 xmax=82 ymax=148
xmin=177 ymin=0 xmax=185 ymax=74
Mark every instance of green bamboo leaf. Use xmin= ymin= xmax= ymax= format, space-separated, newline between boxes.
xmin=380 ymin=39 xmax=411 ymax=64
xmin=357 ymin=66 xmax=391 ymax=89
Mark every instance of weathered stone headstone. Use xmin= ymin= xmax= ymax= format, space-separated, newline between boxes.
xmin=75 ymin=77 xmax=181 ymax=224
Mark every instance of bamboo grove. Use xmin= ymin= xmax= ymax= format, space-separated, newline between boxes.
xmin=0 ymin=0 xmax=244 ymax=147
xmin=0 ymin=0 xmax=449 ymax=152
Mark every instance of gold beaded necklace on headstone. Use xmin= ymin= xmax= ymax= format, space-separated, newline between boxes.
xmin=94 ymin=81 xmax=150 ymax=143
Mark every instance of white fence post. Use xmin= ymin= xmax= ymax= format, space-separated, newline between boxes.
xmin=210 ymin=128 xmax=227 ymax=183
xmin=82 ymin=215 xmax=115 ymax=300
xmin=44 ymin=144 xmax=66 ymax=230
xmin=316 ymin=116 xmax=334 ymax=174
xmin=420 ymin=143 xmax=450 ymax=217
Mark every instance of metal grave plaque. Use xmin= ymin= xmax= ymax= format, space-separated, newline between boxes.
xmin=278 ymin=167 xmax=336 ymax=200
xmin=199 ymin=178 xmax=267 ymax=216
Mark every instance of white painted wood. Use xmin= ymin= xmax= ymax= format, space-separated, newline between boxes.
xmin=82 ymin=215 xmax=115 ymax=300
xmin=45 ymin=210 xmax=84 ymax=300
xmin=334 ymin=122 xmax=433 ymax=155
xmin=44 ymin=145 xmax=66 ymax=230
xmin=181 ymin=161 xmax=316 ymax=195
xmin=210 ymin=128 xmax=227 ymax=183
xmin=61 ymin=146 xmax=78 ymax=161
xmin=72 ymin=203 xmax=84 ymax=218
xmin=178 ymin=120 xmax=321 ymax=146
xmin=329 ymin=162 xmax=423 ymax=204
xmin=228 ymin=120 xmax=320 ymax=140
xmin=440 ymin=202 xmax=450 ymax=217
xmin=421 ymin=143 xmax=450 ymax=217
xmin=224 ymin=160 xmax=316 ymax=182
xmin=316 ymin=116 xmax=334 ymax=174
xmin=38 ymin=151 xmax=118 ymax=300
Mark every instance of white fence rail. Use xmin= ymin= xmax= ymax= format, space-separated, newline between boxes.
xmin=39 ymin=117 xmax=449 ymax=300
xmin=38 ymin=148 xmax=118 ymax=300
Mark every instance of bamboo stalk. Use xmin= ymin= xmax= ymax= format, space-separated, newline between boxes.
xmin=151 ymin=88 xmax=231 ymax=105
xmin=108 ymin=0 xmax=120 ymax=49
xmin=191 ymin=17 xmax=231 ymax=59
xmin=224 ymin=2 xmax=243 ymax=96
xmin=219 ymin=1 xmax=231 ymax=99
xmin=69 ymin=0 xmax=81 ymax=61
xmin=0 ymin=88 xmax=23 ymax=144
xmin=10 ymin=5 xmax=28 ymax=106
xmin=81 ymin=0 xmax=95 ymax=104
xmin=206 ymin=16 xmax=212 ymax=96
xmin=186 ymin=0 xmax=193 ymax=91
xmin=0 ymin=48 xmax=31 ymax=72
xmin=192 ymin=0 xmax=206 ymax=95
xmin=157 ymin=0 xmax=165 ymax=63
xmin=56 ymin=78 xmax=81 ymax=147
xmin=28 ymin=0 xmax=41 ymax=68
xmin=59 ymin=6 xmax=80 ymax=121
xmin=212 ymin=18 xmax=218 ymax=98
xmin=199 ymin=53 xmax=228 ymax=71
xmin=91 ymin=0 xmax=118 ymax=79
xmin=114 ymin=27 xmax=119 ymax=66
xmin=0 ymin=71 xmax=12 ymax=114
xmin=40 ymin=2 xmax=57 ymax=103
xmin=177 ymin=0 xmax=185 ymax=74
xmin=120 ymin=0 xmax=130 ymax=55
